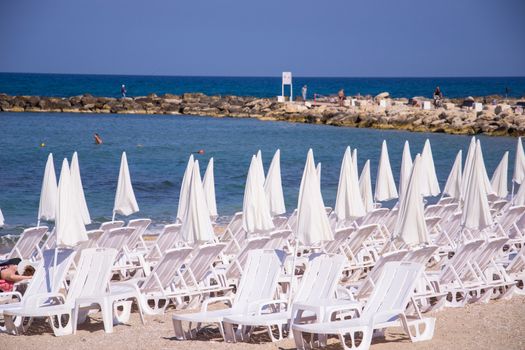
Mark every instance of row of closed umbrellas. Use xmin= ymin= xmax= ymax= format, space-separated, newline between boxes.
xmin=2 ymin=136 xmax=525 ymax=249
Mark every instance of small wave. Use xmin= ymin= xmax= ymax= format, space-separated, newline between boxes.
xmin=134 ymin=180 xmax=177 ymax=191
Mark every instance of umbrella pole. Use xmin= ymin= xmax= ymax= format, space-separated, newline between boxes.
xmin=112 ymin=211 xmax=116 ymax=222
xmin=53 ymin=247 xmax=58 ymax=289
xmin=287 ymin=241 xmax=299 ymax=312
xmin=511 ymin=181 xmax=515 ymax=201
xmin=37 ymin=219 xmax=40 ymax=228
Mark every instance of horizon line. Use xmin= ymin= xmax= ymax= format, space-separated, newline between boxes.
xmin=1 ymin=71 xmax=524 ymax=79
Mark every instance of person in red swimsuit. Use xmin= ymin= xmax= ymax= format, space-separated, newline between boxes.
xmin=0 ymin=262 xmax=34 ymax=292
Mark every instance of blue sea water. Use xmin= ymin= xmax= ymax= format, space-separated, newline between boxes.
xmin=0 ymin=112 xmax=518 ymax=239
xmin=0 ymin=73 xmax=524 ymax=99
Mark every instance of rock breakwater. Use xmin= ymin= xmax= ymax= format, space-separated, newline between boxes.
xmin=1 ymin=92 xmax=524 ymax=136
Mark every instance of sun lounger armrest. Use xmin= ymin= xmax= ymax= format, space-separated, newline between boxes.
xmin=200 ymin=296 xmax=234 ymax=312
xmin=22 ymin=292 xmax=66 ymax=309
xmin=248 ymin=298 xmax=288 ymax=315
xmin=0 ymin=291 xmax=23 ymax=302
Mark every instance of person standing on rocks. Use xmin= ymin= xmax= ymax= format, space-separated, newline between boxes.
xmin=302 ymin=85 xmax=308 ymax=103
xmin=433 ymin=86 xmax=443 ymax=107
xmin=338 ymin=89 xmax=345 ymax=106
xmin=121 ymin=84 xmax=127 ymax=98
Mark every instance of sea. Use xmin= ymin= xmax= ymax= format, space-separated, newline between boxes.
xmin=0 ymin=74 xmax=523 ymax=244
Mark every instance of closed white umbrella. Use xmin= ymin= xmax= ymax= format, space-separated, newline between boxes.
xmin=264 ymin=149 xmax=286 ymax=216
xmin=394 ymin=154 xmax=428 ymax=246
xmin=316 ymin=163 xmax=321 ymax=184
xmin=461 ymin=137 xmax=476 ymax=200
xmin=513 ymin=137 xmax=525 ymax=184
xmin=70 ymin=152 xmax=91 ymax=225
xmin=176 ymin=155 xmax=194 ymax=222
xmin=38 ymin=153 xmax=58 ymax=225
xmin=513 ymin=177 xmax=525 ymax=205
xmin=0 ymin=208 xmax=4 ymax=227
xmin=180 ymin=160 xmax=215 ymax=245
xmin=113 ymin=152 xmax=139 ymax=221
xmin=476 ymin=140 xmax=496 ymax=197
xmin=491 ymin=152 xmax=509 ymax=199
xmin=512 ymin=137 xmax=525 ymax=199
xmin=203 ymin=157 xmax=218 ymax=219
xmin=442 ymin=150 xmax=462 ymax=199
xmin=398 ymin=141 xmax=413 ymax=201
xmin=296 ymin=149 xmax=333 ymax=245
xmin=374 ymin=140 xmax=398 ymax=202
xmin=55 ymin=158 xmax=88 ymax=247
xmin=242 ymin=155 xmax=274 ymax=234
xmin=352 ymin=148 xmax=359 ymax=181
xmin=256 ymin=150 xmax=266 ymax=184
xmin=359 ymin=160 xmax=374 ymax=213
xmin=420 ymin=139 xmax=440 ymax=197
xmin=461 ymin=142 xmax=493 ymax=230
xmin=334 ymin=147 xmax=365 ymax=221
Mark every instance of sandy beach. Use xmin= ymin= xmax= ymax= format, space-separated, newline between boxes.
xmin=1 ymin=295 xmax=523 ymax=350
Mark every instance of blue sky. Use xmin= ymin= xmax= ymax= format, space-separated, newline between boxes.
xmin=0 ymin=0 xmax=524 ymax=77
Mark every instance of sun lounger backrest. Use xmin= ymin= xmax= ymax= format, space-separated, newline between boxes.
xmin=295 ymin=254 xmax=345 ymax=303
xmin=24 ymin=248 xmax=76 ymax=297
xmin=234 ymin=249 xmax=285 ymax=310
xmin=126 ymin=218 xmax=151 ymax=251
xmin=498 ymin=206 xmax=525 ymax=233
xmin=439 ymin=239 xmax=484 ymax=284
xmin=424 ymin=204 xmax=442 ymax=218
xmin=324 ymin=227 xmax=353 ymax=254
xmin=146 ymin=224 xmax=181 ymax=260
xmin=362 ymin=262 xmax=424 ymax=323
xmin=265 ymin=229 xmax=292 ymax=250
xmin=506 ymin=245 xmax=525 ymax=274
xmin=403 ymin=245 xmax=438 ymax=265
xmin=67 ymin=248 xmax=118 ymax=304
xmin=221 ymin=212 xmax=243 ymax=242
xmin=272 ymin=216 xmax=288 ymax=229
xmin=225 ymin=237 xmax=270 ymax=280
xmin=359 ymin=208 xmax=389 ymax=227
xmin=356 ymin=250 xmax=408 ymax=299
xmin=140 ymin=247 xmax=193 ymax=293
xmin=97 ymin=227 xmax=135 ymax=253
xmin=437 ymin=197 xmax=456 ymax=206
xmin=440 ymin=203 xmax=459 ymax=218
xmin=184 ymin=242 xmax=227 ymax=283
xmin=8 ymin=226 xmax=48 ymax=260
xmin=462 ymin=238 xmax=507 ymax=280
xmin=346 ymin=224 xmax=378 ymax=257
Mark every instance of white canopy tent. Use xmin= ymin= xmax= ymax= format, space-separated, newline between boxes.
xmin=334 ymin=147 xmax=365 ymax=221
xmin=242 ymin=155 xmax=274 ymax=234
xmin=203 ymin=157 xmax=218 ymax=219
xmin=113 ymin=152 xmax=139 ymax=221
xmin=180 ymin=160 xmax=215 ymax=245
xmin=491 ymin=152 xmax=509 ymax=199
xmin=394 ymin=154 xmax=429 ymax=246
xmin=70 ymin=152 xmax=91 ymax=225
xmin=264 ymin=149 xmax=286 ymax=216
xmin=38 ymin=153 xmax=58 ymax=225
xmin=176 ymin=155 xmax=194 ymax=223
xmin=374 ymin=140 xmax=398 ymax=202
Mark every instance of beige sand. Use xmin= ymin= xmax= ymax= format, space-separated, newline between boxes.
xmin=1 ymin=295 xmax=524 ymax=350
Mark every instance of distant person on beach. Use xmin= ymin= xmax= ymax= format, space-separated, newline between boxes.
xmin=94 ymin=133 xmax=103 ymax=145
xmin=338 ymin=89 xmax=345 ymax=106
xmin=433 ymin=86 xmax=443 ymax=106
xmin=302 ymin=85 xmax=308 ymax=102
xmin=121 ymin=84 xmax=127 ymax=98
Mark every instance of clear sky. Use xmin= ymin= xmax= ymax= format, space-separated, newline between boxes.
xmin=1 ymin=0 xmax=524 ymax=77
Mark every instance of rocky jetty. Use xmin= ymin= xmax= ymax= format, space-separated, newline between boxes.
xmin=1 ymin=92 xmax=524 ymax=136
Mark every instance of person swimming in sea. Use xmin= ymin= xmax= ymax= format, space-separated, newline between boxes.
xmin=94 ymin=133 xmax=103 ymax=145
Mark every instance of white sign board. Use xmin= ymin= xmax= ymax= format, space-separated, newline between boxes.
xmin=282 ymin=72 xmax=292 ymax=85
xmin=281 ymin=71 xmax=293 ymax=101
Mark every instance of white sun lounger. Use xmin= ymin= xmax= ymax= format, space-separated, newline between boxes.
xmin=0 ymin=226 xmax=48 ymax=261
